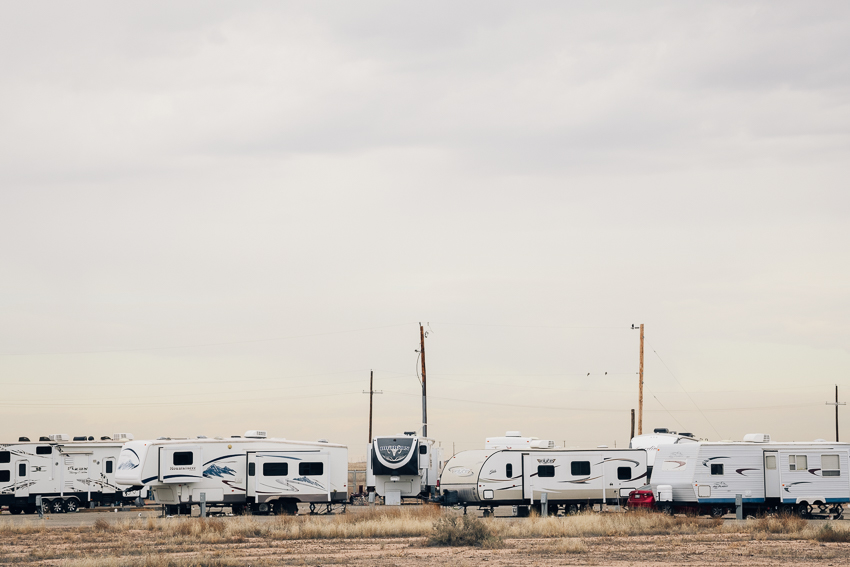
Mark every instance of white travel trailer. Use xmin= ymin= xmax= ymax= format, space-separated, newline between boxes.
xmin=438 ymin=441 xmax=648 ymax=516
xmin=116 ymin=431 xmax=348 ymax=515
xmin=651 ymin=435 xmax=850 ymax=517
xmin=630 ymin=428 xmax=699 ymax=471
xmin=0 ymin=434 xmax=142 ymax=514
xmin=366 ymin=432 xmax=442 ymax=505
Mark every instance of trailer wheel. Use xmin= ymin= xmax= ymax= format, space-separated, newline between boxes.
xmin=796 ymin=502 xmax=811 ymax=518
xmin=42 ymin=500 xmax=51 ymax=514
xmin=65 ymin=499 xmax=79 ymax=513
xmin=50 ymin=499 xmax=65 ymax=514
xmin=568 ymin=504 xmax=579 ymax=516
xmin=710 ymin=506 xmax=725 ymax=518
xmin=660 ymin=504 xmax=673 ymax=516
xmin=9 ymin=506 xmax=23 ymax=515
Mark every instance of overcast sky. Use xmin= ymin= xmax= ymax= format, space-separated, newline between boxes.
xmin=1 ymin=2 xmax=849 ymax=459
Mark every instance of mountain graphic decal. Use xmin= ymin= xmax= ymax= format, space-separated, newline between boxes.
xmin=204 ymin=464 xmax=237 ymax=478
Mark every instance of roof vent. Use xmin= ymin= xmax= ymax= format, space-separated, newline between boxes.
xmin=39 ymin=436 xmax=50 ymax=442
xmin=679 ymin=432 xmax=694 ymax=438
xmin=73 ymin=436 xmax=87 ymax=441
xmin=743 ymin=433 xmax=770 ymax=443
xmin=530 ymin=439 xmax=554 ymax=449
xmin=505 ymin=431 xmax=522 ymax=437
xmin=244 ymin=430 xmax=267 ymax=439
xmin=48 ymin=434 xmax=70 ymax=442
xmin=318 ymin=439 xmax=328 ymax=443
xmin=18 ymin=437 xmax=30 ymax=442
xmin=101 ymin=436 xmax=111 ymax=441
xmin=113 ymin=433 xmax=134 ymax=441
xmin=653 ymin=428 xmax=670 ymax=434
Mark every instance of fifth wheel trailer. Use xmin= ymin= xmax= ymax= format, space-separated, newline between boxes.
xmin=437 ymin=444 xmax=648 ymax=515
xmin=116 ymin=431 xmax=348 ymax=515
xmin=650 ymin=434 xmax=850 ymax=517
xmin=0 ymin=434 xmax=143 ymax=514
xmin=366 ymin=433 xmax=442 ymax=504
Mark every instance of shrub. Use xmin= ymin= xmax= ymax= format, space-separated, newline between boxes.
xmin=813 ymin=522 xmax=850 ymax=543
xmin=427 ymin=515 xmax=502 ymax=548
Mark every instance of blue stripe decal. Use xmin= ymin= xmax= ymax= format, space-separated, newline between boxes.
xmin=203 ymin=454 xmax=242 ymax=466
xmin=141 ymin=476 xmax=158 ymax=484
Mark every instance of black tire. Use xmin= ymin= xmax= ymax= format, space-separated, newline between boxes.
xmin=710 ymin=506 xmax=725 ymax=518
xmin=9 ymin=506 xmax=23 ymax=515
xmin=50 ymin=499 xmax=65 ymax=514
xmin=65 ymin=499 xmax=79 ymax=513
xmin=42 ymin=500 xmax=51 ymax=514
xmin=796 ymin=502 xmax=810 ymax=518
xmin=661 ymin=504 xmax=674 ymax=516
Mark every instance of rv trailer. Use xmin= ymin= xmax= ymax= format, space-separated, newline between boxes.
xmin=0 ymin=433 xmax=143 ymax=514
xmin=366 ymin=432 xmax=442 ymax=505
xmin=116 ymin=431 xmax=348 ymax=515
xmin=436 ymin=436 xmax=648 ymax=516
xmin=630 ymin=428 xmax=699 ymax=475
xmin=650 ymin=434 xmax=850 ymax=517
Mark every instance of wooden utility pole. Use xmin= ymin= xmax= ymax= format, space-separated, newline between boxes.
xmin=826 ymin=385 xmax=845 ymax=442
xmin=420 ymin=323 xmax=428 ymax=438
xmin=638 ymin=324 xmax=644 ymax=435
xmin=363 ymin=370 xmax=382 ymax=443
xmin=630 ymin=409 xmax=636 ymax=440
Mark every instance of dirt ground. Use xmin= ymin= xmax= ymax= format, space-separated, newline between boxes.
xmin=2 ymin=531 xmax=850 ymax=566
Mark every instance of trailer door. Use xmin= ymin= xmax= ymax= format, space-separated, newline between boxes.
xmin=521 ymin=453 xmax=534 ymax=501
xmin=15 ymin=460 xmax=29 ymax=497
xmin=102 ymin=458 xmax=116 ymax=494
xmin=246 ymin=452 xmax=258 ymax=499
xmin=764 ymin=451 xmax=780 ymax=499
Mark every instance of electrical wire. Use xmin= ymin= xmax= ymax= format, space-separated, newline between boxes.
xmin=646 ymin=339 xmax=722 ymax=439
xmin=0 ymin=323 xmax=415 ymax=356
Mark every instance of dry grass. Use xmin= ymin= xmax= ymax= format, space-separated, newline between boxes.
xmin=427 ymin=515 xmax=503 ymax=547
xmin=812 ymin=522 xmax=850 ymax=543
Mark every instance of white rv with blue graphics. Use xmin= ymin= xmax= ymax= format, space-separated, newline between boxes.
xmin=651 ymin=434 xmax=850 ymax=517
xmin=0 ymin=434 xmax=143 ymax=515
xmin=115 ymin=431 xmax=348 ymax=515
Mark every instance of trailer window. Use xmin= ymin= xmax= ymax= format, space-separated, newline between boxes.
xmin=263 ymin=463 xmax=288 ymax=476
xmin=173 ymin=452 xmax=193 ymax=466
xmin=538 ymin=465 xmax=555 ymax=478
xmin=0 ymin=452 xmax=9 ymax=464
xmin=711 ymin=464 xmax=724 ymax=475
xmin=18 ymin=463 xmax=26 ymax=477
xmin=822 ymin=455 xmax=840 ymax=477
xmin=248 ymin=463 xmax=255 ymax=476
xmin=419 ymin=444 xmax=427 ymax=455
xmin=765 ymin=455 xmax=776 ymax=470
xmin=571 ymin=461 xmax=590 ymax=476
xmin=299 ymin=462 xmax=323 ymax=476
xmin=789 ymin=455 xmax=808 ymax=471
xmin=36 ymin=446 xmax=52 ymax=455
xmin=0 ymin=470 xmax=9 ymax=482
xmin=506 ymin=463 xmax=513 ymax=478
xmin=617 ymin=467 xmax=631 ymax=480
xmin=105 ymin=461 xmax=113 ymax=474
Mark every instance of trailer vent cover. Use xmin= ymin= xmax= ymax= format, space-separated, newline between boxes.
xmin=18 ymin=437 xmax=30 ymax=442
xmin=244 ymin=430 xmax=268 ymax=439
xmin=530 ymin=439 xmax=555 ymax=449
xmin=743 ymin=433 xmax=770 ymax=443
xmin=113 ymin=433 xmax=134 ymax=441
xmin=48 ymin=434 xmax=70 ymax=442
xmin=654 ymin=428 xmax=670 ymax=434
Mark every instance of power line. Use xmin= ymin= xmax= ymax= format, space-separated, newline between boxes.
xmin=646 ymin=340 xmax=722 ymax=439
xmin=0 ymin=323 xmax=414 ymax=356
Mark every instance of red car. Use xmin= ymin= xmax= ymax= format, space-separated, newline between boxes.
xmin=627 ymin=488 xmax=655 ymax=509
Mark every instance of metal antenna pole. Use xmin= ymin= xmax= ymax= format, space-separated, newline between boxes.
xmin=420 ymin=323 xmax=427 ymax=438
xmin=826 ymin=384 xmax=845 ymax=442
xmin=363 ymin=370 xmax=382 ymax=443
